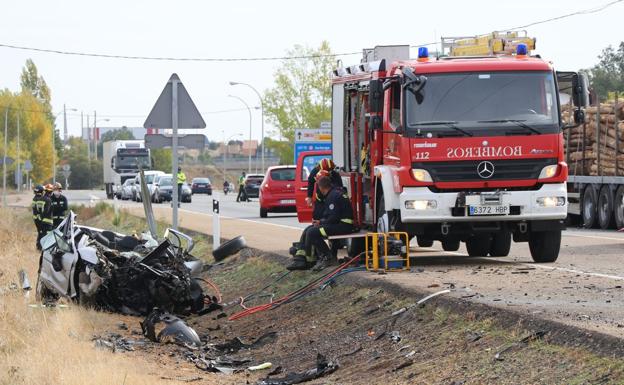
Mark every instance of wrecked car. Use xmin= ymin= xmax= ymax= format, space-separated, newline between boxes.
xmin=37 ymin=211 xmax=206 ymax=315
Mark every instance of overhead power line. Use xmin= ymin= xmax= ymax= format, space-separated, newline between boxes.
xmin=0 ymin=0 xmax=621 ymax=62
xmin=500 ymin=0 xmax=624 ymax=31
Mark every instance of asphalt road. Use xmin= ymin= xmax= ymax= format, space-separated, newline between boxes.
xmin=63 ymin=189 xmax=624 ymax=337
xmin=65 ymin=189 xmax=306 ymax=229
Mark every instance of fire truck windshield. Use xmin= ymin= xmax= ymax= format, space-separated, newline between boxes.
xmin=405 ymin=71 xmax=558 ymax=137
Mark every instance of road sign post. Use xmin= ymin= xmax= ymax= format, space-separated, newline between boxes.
xmin=212 ymin=192 xmax=220 ymax=249
xmin=144 ymin=74 xmax=206 ymax=230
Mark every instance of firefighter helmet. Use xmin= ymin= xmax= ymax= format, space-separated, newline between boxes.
xmin=33 ymin=184 xmax=44 ymax=194
xmin=319 ymin=158 xmax=335 ymax=171
xmin=315 ymin=169 xmax=330 ymax=181
xmin=44 ymin=183 xmax=54 ymax=192
xmin=54 ymin=182 xmax=63 ymax=190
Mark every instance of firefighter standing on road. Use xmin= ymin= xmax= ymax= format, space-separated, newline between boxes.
xmin=32 ymin=184 xmax=53 ymax=250
xmin=176 ymin=167 xmax=186 ymax=205
xmin=50 ymin=182 xmax=68 ymax=228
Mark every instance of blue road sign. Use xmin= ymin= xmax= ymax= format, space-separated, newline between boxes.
xmin=294 ymin=142 xmax=331 ymax=164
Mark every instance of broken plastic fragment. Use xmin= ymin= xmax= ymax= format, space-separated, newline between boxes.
xmin=141 ymin=308 xmax=201 ymax=347
xmin=257 ymin=353 xmax=338 ymax=385
xmin=248 ymin=362 xmax=272 ymax=371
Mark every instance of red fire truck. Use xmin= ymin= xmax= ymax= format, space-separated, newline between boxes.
xmin=320 ymin=35 xmax=587 ymax=263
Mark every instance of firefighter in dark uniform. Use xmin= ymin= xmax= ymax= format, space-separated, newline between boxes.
xmin=32 ymin=184 xmax=53 ymax=250
xmin=288 ymin=170 xmax=331 ymax=270
xmin=305 ymin=158 xmax=342 ymax=208
xmin=50 ymin=182 xmax=68 ymax=228
xmin=289 ymin=176 xmax=354 ymax=271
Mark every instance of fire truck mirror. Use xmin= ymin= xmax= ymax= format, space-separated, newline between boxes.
xmin=402 ymin=67 xmax=427 ymax=95
xmin=369 ymin=79 xmax=384 ymax=114
xmin=572 ymin=73 xmax=589 ymax=109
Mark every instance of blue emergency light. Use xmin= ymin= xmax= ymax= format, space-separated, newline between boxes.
xmin=418 ymin=47 xmax=429 ymax=59
xmin=516 ymin=43 xmax=528 ymax=56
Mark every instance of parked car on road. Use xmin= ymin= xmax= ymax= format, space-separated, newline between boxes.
xmin=134 ymin=170 xmax=165 ymax=202
xmin=120 ymin=178 xmax=136 ymax=200
xmin=191 ymin=177 xmax=212 ymax=195
xmin=259 ymin=166 xmax=296 ymax=218
xmin=153 ymin=175 xmax=192 ymax=203
xmin=244 ymin=174 xmax=264 ymax=199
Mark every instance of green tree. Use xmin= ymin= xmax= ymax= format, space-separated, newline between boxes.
xmin=588 ymin=42 xmax=624 ymax=100
xmin=20 ymin=59 xmax=53 ymax=123
xmin=151 ymin=148 xmax=172 ymax=171
xmin=64 ymin=137 xmax=102 ymax=189
xmin=263 ymin=41 xmax=335 ymax=163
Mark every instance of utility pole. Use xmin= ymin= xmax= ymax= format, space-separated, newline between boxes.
xmin=3 ymin=108 xmax=8 ymax=207
xmin=94 ymin=110 xmax=98 ymax=160
xmin=16 ymin=114 xmax=20 ymax=192
xmin=63 ymin=104 xmax=68 ymax=144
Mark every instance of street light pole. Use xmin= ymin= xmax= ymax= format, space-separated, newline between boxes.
xmin=230 ymin=81 xmax=265 ymax=172
xmin=16 ymin=114 xmax=20 ymax=191
xmin=228 ymin=95 xmax=252 ymax=173
xmin=3 ymin=108 xmax=8 ymax=207
xmin=53 ymin=106 xmax=77 ymax=183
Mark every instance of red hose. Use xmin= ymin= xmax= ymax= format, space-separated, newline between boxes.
xmin=196 ymin=278 xmax=223 ymax=304
xmin=228 ymin=255 xmax=361 ymax=321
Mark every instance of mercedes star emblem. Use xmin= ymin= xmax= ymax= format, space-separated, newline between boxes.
xmin=477 ymin=161 xmax=495 ymax=179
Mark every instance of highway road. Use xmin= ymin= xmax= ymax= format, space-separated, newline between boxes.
xmin=63 ymin=188 xmax=624 ymax=338
xmin=65 ymin=189 xmax=307 ymax=229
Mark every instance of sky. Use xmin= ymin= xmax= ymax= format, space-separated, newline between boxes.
xmin=1 ymin=0 xmax=622 ymax=143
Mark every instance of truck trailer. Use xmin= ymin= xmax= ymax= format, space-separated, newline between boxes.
xmin=103 ymin=140 xmax=151 ymax=199
xmin=325 ymin=34 xmax=588 ymax=263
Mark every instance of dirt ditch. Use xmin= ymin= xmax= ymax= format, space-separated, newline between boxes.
xmin=95 ymin=249 xmax=624 ymax=385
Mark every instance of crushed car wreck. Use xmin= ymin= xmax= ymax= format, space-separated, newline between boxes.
xmin=37 ymin=211 xmax=208 ymax=316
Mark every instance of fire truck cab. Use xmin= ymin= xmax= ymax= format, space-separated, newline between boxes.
xmin=331 ymin=34 xmax=588 ymax=263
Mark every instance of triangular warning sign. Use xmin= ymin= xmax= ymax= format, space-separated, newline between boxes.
xmin=144 ymin=73 xmax=206 ymax=129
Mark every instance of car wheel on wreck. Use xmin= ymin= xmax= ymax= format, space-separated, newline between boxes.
xmin=212 ymin=236 xmax=247 ymax=262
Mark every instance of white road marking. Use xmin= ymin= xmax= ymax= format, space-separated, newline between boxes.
xmin=177 ymin=208 xmax=304 ymax=231
xmin=415 ymin=247 xmax=624 ymax=281
xmin=562 ymin=232 xmax=624 ymax=242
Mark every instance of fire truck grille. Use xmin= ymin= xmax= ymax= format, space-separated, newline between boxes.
xmin=413 ymin=158 xmax=557 ymax=182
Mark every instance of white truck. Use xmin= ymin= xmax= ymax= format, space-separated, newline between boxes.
xmin=103 ymin=140 xmax=152 ymax=199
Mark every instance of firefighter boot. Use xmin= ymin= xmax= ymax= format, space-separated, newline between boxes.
xmin=287 ymin=255 xmax=312 ymax=271
xmin=312 ymin=254 xmax=338 ymax=272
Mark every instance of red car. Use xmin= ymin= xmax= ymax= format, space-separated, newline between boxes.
xmin=259 ymin=166 xmax=296 ymax=218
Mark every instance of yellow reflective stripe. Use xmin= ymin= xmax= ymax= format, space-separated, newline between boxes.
xmin=319 ymin=227 xmax=327 ymax=237
xmin=341 ymin=218 xmax=353 ymax=224
xmin=41 ymin=218 xmax=53 ymax=224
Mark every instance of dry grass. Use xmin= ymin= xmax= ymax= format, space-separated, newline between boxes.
xmin=0 ymin=208 xmax=177 ymax=385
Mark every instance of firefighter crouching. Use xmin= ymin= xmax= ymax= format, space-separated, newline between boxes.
xmin=32 ymin=184 xmax=53 ymax=250
xmin=50 ymin=182 xmax=68 ymax=228
xmin=305 ymin=158 xmax=342 ymax=208
xmin=288 ymin=176 xmax=355 ymax=271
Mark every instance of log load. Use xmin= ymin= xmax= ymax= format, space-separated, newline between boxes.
xmin=563 ymin=101 xmax=624 ymax=176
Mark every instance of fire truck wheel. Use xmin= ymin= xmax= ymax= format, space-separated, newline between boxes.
xmin=466 ymin=235 xmax=491 ymax=257
xmin=416 ymin=237 xmax=434 ymax=248
xmin=614 ymin=186 xmax=624 ymax=229
xmin=581 ymin=186 xmax=598 ymax=229
xmin=597 ymin=186 xmax=615 ymax=230
xmin=489 ymin=231 xmax=511 ymax=257
xmin=441 ymin=238 xmax=460 ymax=251
xmin=529 ymin=230 xmax=561 ymax=263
